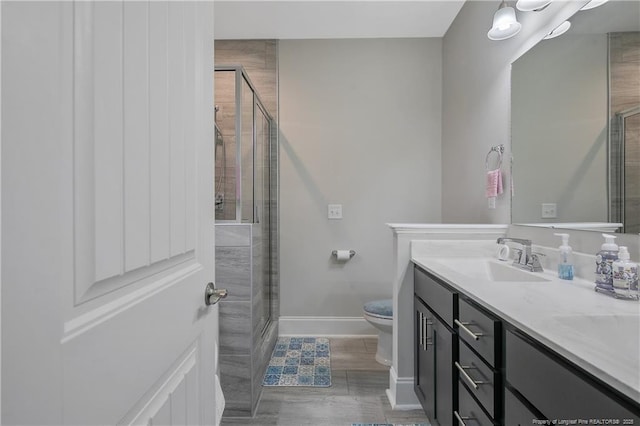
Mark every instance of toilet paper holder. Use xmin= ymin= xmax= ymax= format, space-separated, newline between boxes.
xmin=332 ymin=250 xmax=356 ymax=259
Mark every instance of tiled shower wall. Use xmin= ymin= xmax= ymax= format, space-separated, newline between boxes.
xmin=213 ymin=71 xmax=238 ymax=220
xmin=214 ymin=40 xmax=280 ymax=418
xmin=215 ymin=40 xmax=278 ymax=121
xmin=214 ymin=40 xmax=279 ymax=222
xmin=216 ymin=224 xmax=278 ymax=417
xmin=610 ymin=32 xmax=640 ymax=233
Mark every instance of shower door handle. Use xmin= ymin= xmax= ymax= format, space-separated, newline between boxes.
xmin=205 ymin=282 xmax=228 ymax=306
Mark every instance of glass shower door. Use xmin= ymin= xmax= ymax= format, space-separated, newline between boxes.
xmin=240 ymin=76 xmax=254 ymax=223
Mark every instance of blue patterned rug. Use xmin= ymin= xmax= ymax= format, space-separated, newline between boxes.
xmin=262 ymin=337 xmax=331 ymax=387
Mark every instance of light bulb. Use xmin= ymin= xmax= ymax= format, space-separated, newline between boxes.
xmin=488 ymin=2 xmax=522 ymax=41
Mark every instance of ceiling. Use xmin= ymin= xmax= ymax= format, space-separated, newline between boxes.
xmin=570 ymin=0 xmax=640 ymax=34
xmin=214 ymin=1 xmax=467 ymax=39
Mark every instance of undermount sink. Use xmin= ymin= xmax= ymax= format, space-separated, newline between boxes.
xmin=432 ymin=258 xmax=551 ymax=283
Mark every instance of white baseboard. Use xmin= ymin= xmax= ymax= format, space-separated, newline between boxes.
xmin=278 ymin=316 xmax=377 ymax=337
xmin=386 ymin=366 xmax=422 ymax=410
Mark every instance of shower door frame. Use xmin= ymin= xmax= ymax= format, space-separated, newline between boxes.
xmin=609 ymin=105 xmax=640 ymax=233
xmin=214 ymin=65 xmax=275 ymax=335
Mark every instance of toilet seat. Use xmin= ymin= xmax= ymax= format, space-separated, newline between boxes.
xmin=363 ymin=299 xmax=392 ymax=320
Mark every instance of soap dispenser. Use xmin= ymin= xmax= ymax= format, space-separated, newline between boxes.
xmin=554 ymin=233 xmax=573 ymax=280
xmin=612 ymin=246 xmax=639 ymax=300
xmin=595 ymin=233 xmax=619 ymax=295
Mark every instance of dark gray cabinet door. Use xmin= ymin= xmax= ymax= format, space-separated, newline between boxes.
xmin=415 ymin=296 xmax=456 ymax=426
xmin=415 ymin=298 xmax=435 ymax=420
xmin=433 ymin=313 xmax=455 ymax=426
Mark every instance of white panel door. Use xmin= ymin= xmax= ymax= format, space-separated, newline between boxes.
xmin=1 ymin=1 xmax=220 ymax=424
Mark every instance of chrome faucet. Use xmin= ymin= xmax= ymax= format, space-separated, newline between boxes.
xmin=496 ymin=237 xmax=544 ymax=272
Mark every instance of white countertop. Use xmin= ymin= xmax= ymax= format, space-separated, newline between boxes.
xmin=411 ymin=240 xmax=640 ymax=403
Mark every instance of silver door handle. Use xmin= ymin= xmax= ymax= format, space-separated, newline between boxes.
xmin=455 ymin=362 xmax=486 ymax=390
xmin=205 ymin=282 xmax=228 ymax=306
xmin=454 ymin=411 xmax=473 ymax=426
xmin=455 ymin=319 xmax=484 ymax=340
xmin=421 ymin=314 xmax=427 ymax=351
xmin=418 ymin=312 xmax=424 ymax=349
xmin=425 ymin=318 xmax=433 ymax=348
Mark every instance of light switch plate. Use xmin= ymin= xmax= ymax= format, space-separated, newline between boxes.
xmin=328 ymin=204 xmax=342 ymax=219
xmin=541 ymin=203 xmax=557 ymax=218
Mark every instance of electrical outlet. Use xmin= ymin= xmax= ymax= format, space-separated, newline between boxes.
xmin=328 ymin=204 xmax=342 ymax=219
xmin=541 ymin=203 xmax=557 ymax=219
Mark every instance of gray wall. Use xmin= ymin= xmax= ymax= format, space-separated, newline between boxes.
xmin=279 ymin=38 xmax=442 ymax=317
xmin=441 ymin=1 xmax=586 ymax=224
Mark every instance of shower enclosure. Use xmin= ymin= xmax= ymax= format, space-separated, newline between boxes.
xmin=214 ymin=66 xmax=279 ymax=417
xmin=610 ymin=105 xmax=640 ymax=234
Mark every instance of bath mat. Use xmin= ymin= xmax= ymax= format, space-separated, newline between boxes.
xmin=262 ymin=337 xmax=331 ymax=387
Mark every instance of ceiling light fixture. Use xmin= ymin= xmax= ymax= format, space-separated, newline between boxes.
xmin=543 ymin=20 xmax=571 ymax=39
xmin=580 ymin=0 xmax=609 ymax=11
xmin=488 ymin=1 xmax=522 ymax=41
xmin=516 ymin=0 xmax=552 ymax=12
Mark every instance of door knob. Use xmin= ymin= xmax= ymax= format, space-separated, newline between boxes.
xmin=205 ymin=282 xmax=228 ymax=306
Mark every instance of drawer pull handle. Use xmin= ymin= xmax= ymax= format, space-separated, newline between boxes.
xmin=455 ymin=319 xmax=484 ymax=340
xmin=454 ymin=411 xmax=473 ymax=426
xmin=422 ymin=313 xmax=427 ymax=350
xmin=418 ymin=313 xmax=433 ymax=350
xmin=425 ymin=319 xmax=433 ymax=348
xmin=418 ymin=312 xmax=423 ymax=349
xmin=455 ymin=362 xmax=486 ymax=390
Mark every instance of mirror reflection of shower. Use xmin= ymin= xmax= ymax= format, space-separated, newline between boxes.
xmin=215 ymin=105 xmax=226 ymax=212
xmin=611 ymin=105 xmax=640 ymax=233
xmin=609 ymin=31 xmax=640 ymax=234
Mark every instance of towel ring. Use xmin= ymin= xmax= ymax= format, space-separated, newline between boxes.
xmin=485 ymin=145 xmax=504 ymax=170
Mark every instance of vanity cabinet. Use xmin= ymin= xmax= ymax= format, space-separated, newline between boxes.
xmin=413 ymin=263 xmax=640 ymax=426
xmin=505 ymin=329 xmax=640 ymax=422
xmin=414 ymin=266 xmax=457 ymax=426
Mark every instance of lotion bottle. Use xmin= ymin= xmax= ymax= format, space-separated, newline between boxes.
xmin=612 ymin=246 xmax=639 ymax=300
xmin=554 ymin=233 xmax=573 ymax=280
xmin=595 ymin=233 xmax=619 ymax=295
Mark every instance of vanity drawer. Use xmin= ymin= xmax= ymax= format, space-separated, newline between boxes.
xmin=457 ymin=298 xmax=501 ymax=367
xmin=506 ymin=330 xmax=640 ymax=421
xmin=505 ymin=387 xmax=543 ymax=426
xmin=458 ymin=341 xmax=499 ymax=419
xmin=457 ymin=382 xmax=496 ymax=426
xmin=414 ymin=266 xmax=456 ymax=327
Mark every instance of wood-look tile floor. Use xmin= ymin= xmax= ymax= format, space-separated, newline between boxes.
xmin=221 ymin=337 xmax=431 ymax=426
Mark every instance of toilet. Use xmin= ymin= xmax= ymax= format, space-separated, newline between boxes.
xmin=363 ymin=299 xmax=393 ymax=366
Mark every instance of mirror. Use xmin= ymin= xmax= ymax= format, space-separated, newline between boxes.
xmin=511 ymin=0 xmax=640 ymax=233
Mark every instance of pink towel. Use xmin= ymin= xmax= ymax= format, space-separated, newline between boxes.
xmin=486 ymin=169 xmax=503 ymax=198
